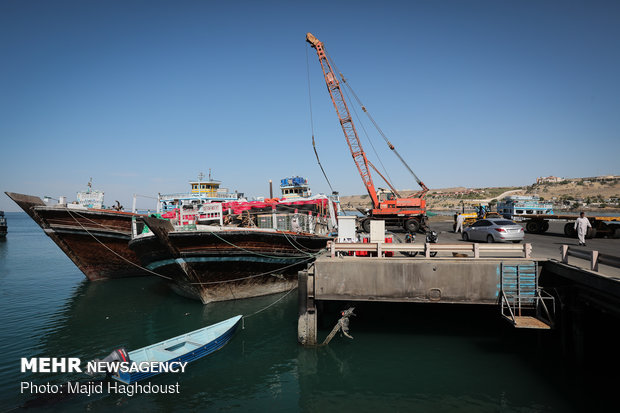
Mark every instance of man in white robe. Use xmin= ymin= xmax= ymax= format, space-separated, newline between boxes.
xmin=455 ymin=213 xmax=465 ymax=233
xmin=574 ymin=212 xmax=591 ymax=246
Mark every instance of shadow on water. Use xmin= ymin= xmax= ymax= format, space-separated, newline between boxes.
xmin=307 ymin=300 xmax=617 ymax=413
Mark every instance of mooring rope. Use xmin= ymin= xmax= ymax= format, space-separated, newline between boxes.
xmin=66 ymin=209 xmax=307 ymax=332
xmin=202 ymin=225 xmax=325 ymax=259
xmin=190 ymin=255 xmax=316 ymax=286
xmin=242 ymin=284 xmax=298 ymax=327
xmin=319 ymin=307 xmax=355 ymax=346
xmin=66 ymin=209 xmax=321 ymax=286
xmin=69 ymin=210 xmax=128 ymax=233
xmin=281 ymin=231 xmax=322 ymax=256
xmin=66 ymin=209 xmax=174 ymax=280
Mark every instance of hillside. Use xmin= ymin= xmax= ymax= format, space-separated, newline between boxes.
xmin=339 ymin=176 xmax=620 ymax=212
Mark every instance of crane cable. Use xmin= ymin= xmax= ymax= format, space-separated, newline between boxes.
xmin=328 ymin=52 xmax=425 ymax=188
xmin=324 ymin=51 xmax=395 ymax=189
xmin=306 ymin=46 xmax=335 ymax=195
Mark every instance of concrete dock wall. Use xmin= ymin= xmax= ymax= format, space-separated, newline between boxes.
xmin=312 ymin=257 xmax=537 ymax=304
xmin=298 ymin=257 xmax=537 ymax=345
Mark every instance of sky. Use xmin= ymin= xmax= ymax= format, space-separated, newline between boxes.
xmin=1 ymin=0 xmax=619 ymax=212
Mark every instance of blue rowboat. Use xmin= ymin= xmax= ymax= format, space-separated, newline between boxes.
xmin=97 ymin=315 xmax=242 ymax=384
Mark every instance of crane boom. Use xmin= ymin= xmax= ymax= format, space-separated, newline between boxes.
xmin=307 ymin=32 xmax=428 ymax=233
xmin=306 ymin=33 xmax=380 ymax=209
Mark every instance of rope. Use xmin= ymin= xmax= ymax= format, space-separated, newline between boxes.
xmin=329 ymin=53 xmax=395 ymax=187
xmin=56 ymin=209 xmax=127 ymax=233
xmin=66 ymin=209 xmax=306 ymax=333
xmin=66 ymin=209 xmax=174 ymax=280
xmin=281 ymin=230 xmax=323 ymax=256
xmin=331 ymin=54 xmax=425 ymax=188
xmin=190 ymin=255 xmax=316 ymax=285
xmin=204 ymin=226 xmax=324 ymax=260
xmin=243 ymin=284 xmax=297 ymax=321
xmin=319 ymin=307 xmax=355 ymax=346
xmin=66 ymin=209 xmax=323 ymax=286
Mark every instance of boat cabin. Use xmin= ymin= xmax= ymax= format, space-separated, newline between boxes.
xmin=76 ymin=179 xmax=104 ymax=209
xmin=496 ymin=196 xmax=554 ymax=219
xmin=158 ymin=172 xmax=240 ymax=213
xmin=280 ymin=176 xmax=311 ymax=199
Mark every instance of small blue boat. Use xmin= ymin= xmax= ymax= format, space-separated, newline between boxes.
xmin=102 ymin=315 xmax=241 ymax=384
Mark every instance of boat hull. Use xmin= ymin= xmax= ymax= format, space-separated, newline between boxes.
xmin=5 ymin=192 xmax=150 ymax=280
xmin=129 ymin=229 xmax=330 ymax=304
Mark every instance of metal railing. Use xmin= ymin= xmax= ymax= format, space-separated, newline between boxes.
xmin=329 ymin=241 xmax=532 ymax=258
xmin=500 ymin=288 xmax=555 ymax=327
xmin=560 ymin=245 xmax=620 ymax=272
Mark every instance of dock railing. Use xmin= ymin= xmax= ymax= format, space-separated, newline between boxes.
xmin=329 ymin=241 xmax=532 ymax=259
xmin=561 ymin=245 xmax=620 ymax=272
xmin=500 ymin=289 xmax=555 ymax=329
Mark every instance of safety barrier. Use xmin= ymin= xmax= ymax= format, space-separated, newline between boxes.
xmin=560 ymin=245 xmax=620 ymax=272
xmin=329 ymin=241 xmax=532 ymax=259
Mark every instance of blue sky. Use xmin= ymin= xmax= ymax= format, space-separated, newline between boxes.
xmin=1 ymin=0 xmax=619 ymax=211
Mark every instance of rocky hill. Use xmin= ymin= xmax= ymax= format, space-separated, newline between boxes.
xmin=340 ymin=176 xmax=620 ymax=212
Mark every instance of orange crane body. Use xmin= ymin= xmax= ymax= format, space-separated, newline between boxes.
xmin=306 ymin=33 xmax=427 ymax=232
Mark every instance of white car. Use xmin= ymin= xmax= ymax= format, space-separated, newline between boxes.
xmin=462 ymin=218 xmax=524 ymax=243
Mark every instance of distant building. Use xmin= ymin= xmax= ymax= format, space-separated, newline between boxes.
xmin=594 ymin=175 xmax=619 ymax=181
xmin=536 ymin=176 xmax=563 ymax=184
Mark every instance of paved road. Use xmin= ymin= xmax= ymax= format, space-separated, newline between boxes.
xmin=385 ymin=219 xmax=620 ymax=275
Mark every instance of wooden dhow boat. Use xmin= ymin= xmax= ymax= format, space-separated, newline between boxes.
xmin=129 ymin=196 xmax=336 ymax=304
xmin=5 ymin=191 xmax=149 ymax=280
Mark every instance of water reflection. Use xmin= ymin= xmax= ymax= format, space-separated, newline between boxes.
xmin=10 ymin=273 xmax=302 ymax=412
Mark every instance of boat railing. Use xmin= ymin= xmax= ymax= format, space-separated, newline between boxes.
xmin=257 ymin=212 xmax=328 ymax=235
xmin=159 ymin=192 xmax=238 ymax=200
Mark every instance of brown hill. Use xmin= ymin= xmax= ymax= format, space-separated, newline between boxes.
xmin=340 ymin=176 xmax=620 ymax=212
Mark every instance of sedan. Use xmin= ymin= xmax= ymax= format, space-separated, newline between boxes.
xmin=462 ymin=218 xmax=524 ymax=243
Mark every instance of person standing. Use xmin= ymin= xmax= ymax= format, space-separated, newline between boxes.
xmin=455 ymin=213 xmax=465 ymax=233
xmin=574 ymin=211 xmax=592 ymax=246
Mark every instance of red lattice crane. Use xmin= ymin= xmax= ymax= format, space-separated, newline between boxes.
xmin=306 ymin=32 xmax=428 ymax=233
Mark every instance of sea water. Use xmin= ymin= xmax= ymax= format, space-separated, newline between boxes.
xmin=0 ymin=212 xmax=607 ymax=412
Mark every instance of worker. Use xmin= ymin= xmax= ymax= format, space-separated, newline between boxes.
xmin=455 ymin=213 xmax=465 ymax=233
xmin=574 ymin=211 xmax=592 ymax=246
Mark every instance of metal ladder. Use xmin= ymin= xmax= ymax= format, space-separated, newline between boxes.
xmin=500 ymin=262 xmax=555 ymax=329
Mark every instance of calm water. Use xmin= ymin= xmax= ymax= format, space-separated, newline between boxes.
xmin=0 ymin=212 xmax=598 ymax=412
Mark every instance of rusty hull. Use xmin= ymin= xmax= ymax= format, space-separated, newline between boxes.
xmin=5 ymin=192 xmax=150 ymax=280
xmin=129 ymin=225 xmax=330 ymax=304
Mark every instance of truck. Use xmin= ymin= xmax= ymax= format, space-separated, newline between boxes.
xmin=518 ymin=213 xmax=620 ymax=238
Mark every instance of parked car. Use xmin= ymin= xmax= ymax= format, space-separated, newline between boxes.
xmin=462 ymin=218 xmax=524 ymax=243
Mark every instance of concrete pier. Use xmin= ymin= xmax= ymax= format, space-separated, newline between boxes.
xmin=298 ymin=256 xmax=538 ymax=345
xmin=299 ymin=218 xmax=620 ymax=347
